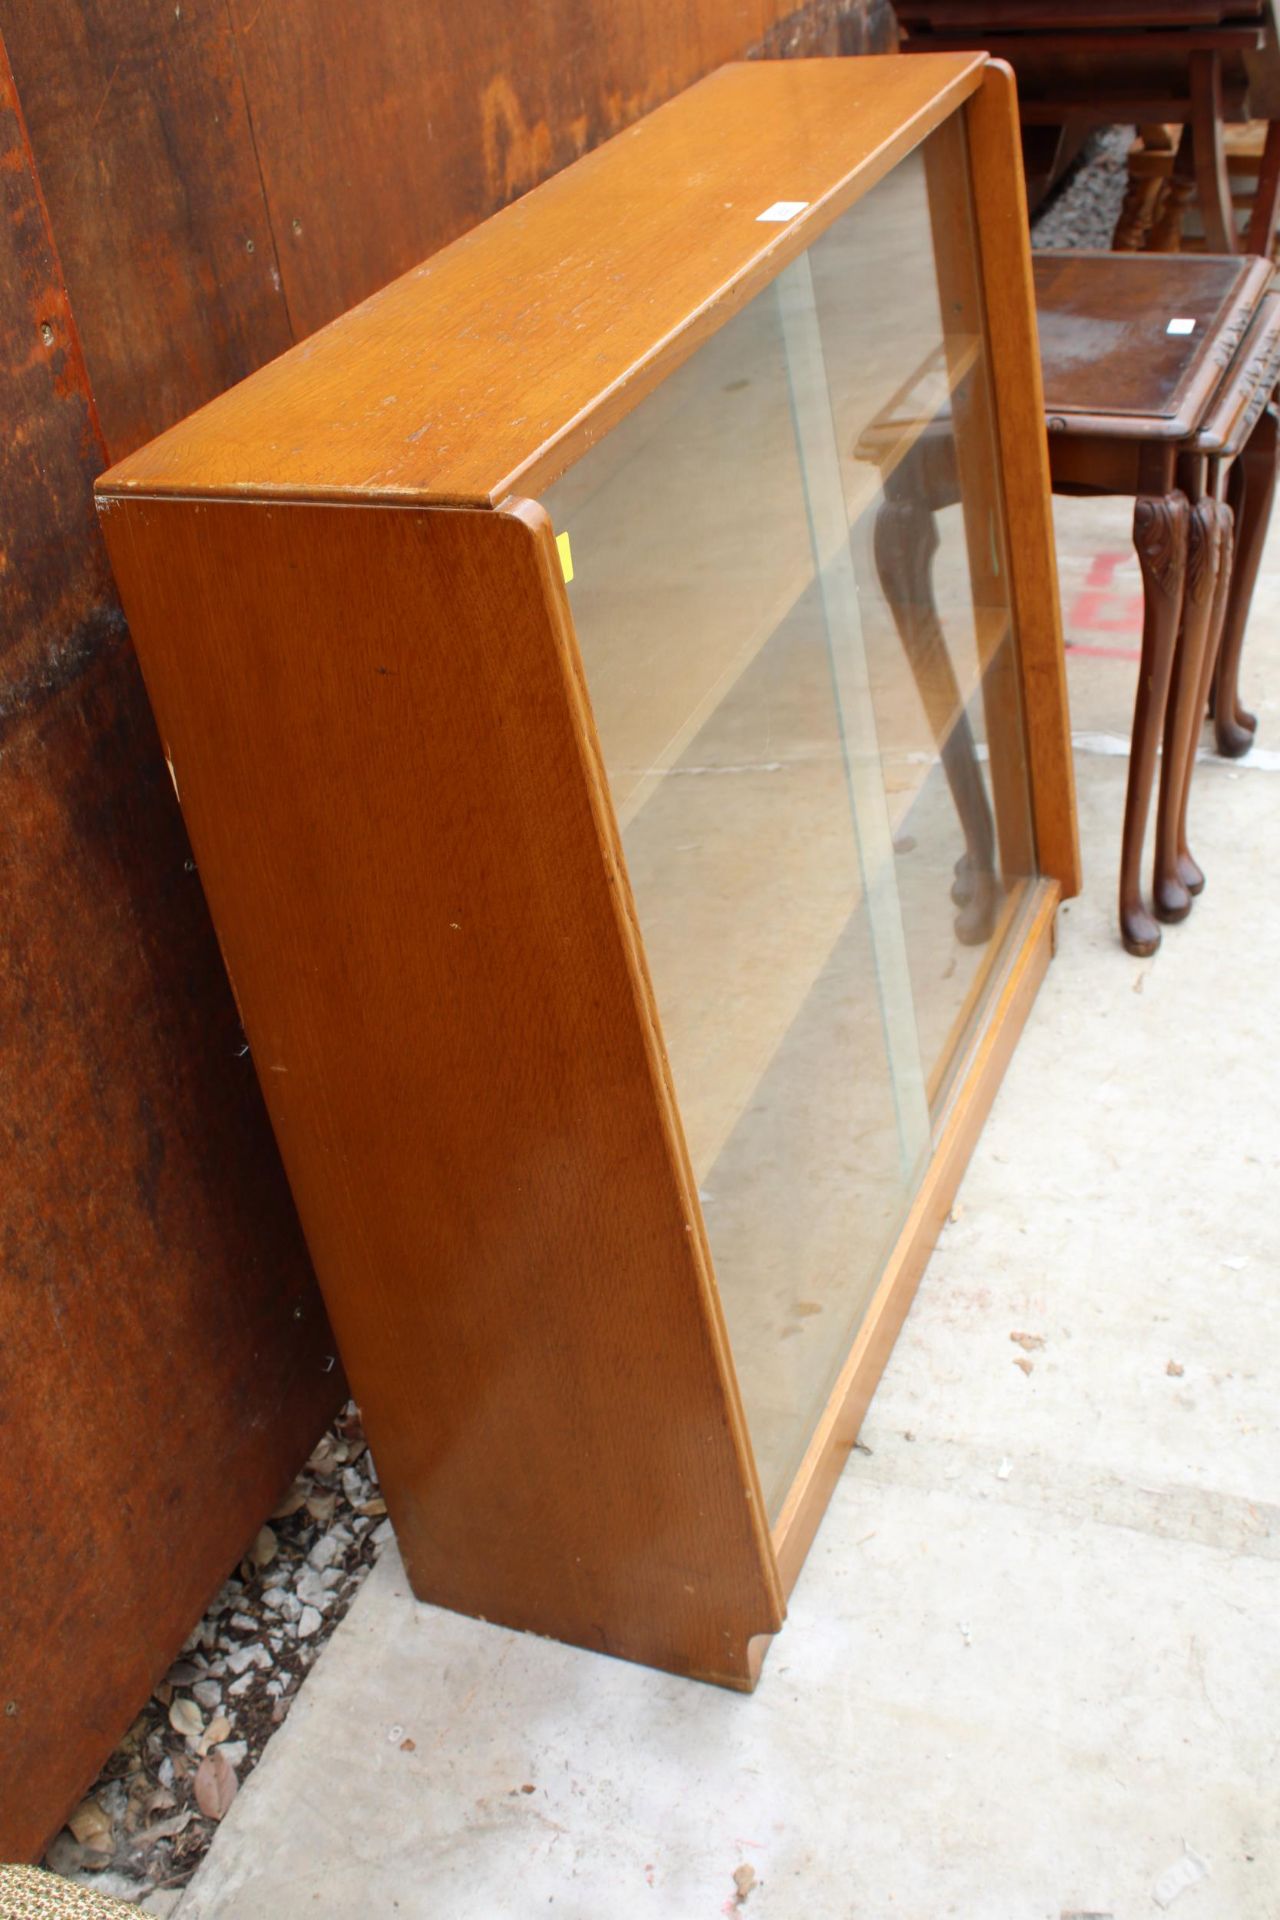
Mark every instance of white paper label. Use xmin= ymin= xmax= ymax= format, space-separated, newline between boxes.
xmin=756 ymin=200 xmax=810 ymax=223
xmin=1167 ymin=317 xmax=1196 ymax=335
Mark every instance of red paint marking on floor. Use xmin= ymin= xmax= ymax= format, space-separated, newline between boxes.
xmin=1071 ymin=589 xmax=1145 ymax=632
xmin=1066 ymin=641 xmax=1142 ymax=662
xmin=1067 ymin=550 xmax=1143 ymax=649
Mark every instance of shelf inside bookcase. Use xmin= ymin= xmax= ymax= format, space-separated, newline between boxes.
xmin=626 ymin=587 xmax=1017 ymax=1186
xmin=552 ymin=333 xmax=987 ymax=833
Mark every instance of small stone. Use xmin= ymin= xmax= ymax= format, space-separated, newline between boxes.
xmin=215 ymin=1740 xmax=248 ymax=1769
xmin=225 ymin=1643 xmax=266 ymax=1677
xmin=295 ymin=1566 xmax=333 ymax=1612
xmin=227 ymin=1673 xmax=255 ymax=1698
xmin=192 ymin=1680 xmax=223 ymax=1711
xmin=261 ymin=1586 xmax=290 ymax=1613
xmin=371 ymin=1519 xmax=393 ymax=1549
xmin=296 ymin=1605 xmax=323 ymax=1640
xmin=229 ymin=1613 xmax=257 ymax=1634
xmin=44 ymin=1833 xmax=85 ymax=1878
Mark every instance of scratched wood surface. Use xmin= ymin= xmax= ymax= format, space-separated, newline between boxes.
xmin=103 ymin=54 xmax=986 ymax=506
xmin=0 ymin=35 xmax=342 ymax=1862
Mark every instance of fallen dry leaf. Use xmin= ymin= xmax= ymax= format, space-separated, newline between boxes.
xmin=400 ymin=1737 xmax=416 ymax=1752
xmin=358 ymin=1496 xmax=388 ymax=1518
xmin=1010 ymin=1331 xmax=1045 ymax=1351
xmin=733 ymin=1862 xmax=757 ymax=1904
xmin=1167 ymin=1360 xmax=1185 ymax=1378
xmin=1013 ymin=1356 xmax=1035 ymax=1375
xmin=193 ymin=1752 xmax=239 ymax=1822
xmin=305 ymin=1490 xmax=337 ymax=1526
xmin=271 ymin=1483 xmax=308 ymax=1521
xmin=251 ymin=1525 xmax=278 ymax=1569
xmin=68 ymin=1798 xmax=112 ymax=1851
xmin=199 ymin=1713 xmax=232 ymax=1754
xmin=144 ymin=1809 xmax=194 ymax=1843
xmin=169 ymin=1696 xmax=204 ymax=1741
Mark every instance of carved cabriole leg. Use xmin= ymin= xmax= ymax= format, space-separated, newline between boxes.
xmin=1124 ymin=492 xmax=1189 ymax=956
xmin=1155 ymin=495 xmax=1221 ymax=923
xmin=1215 ymin=404 xmax=1277 ymax=756
xmin=872 ymin=492 xmax=998 ymax=946
xmin=1174 ymin=497 xmax=1234 ymax=897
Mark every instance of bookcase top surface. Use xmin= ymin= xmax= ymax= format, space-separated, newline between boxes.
xmin=98 ymin=53 xmax=986 ymax=510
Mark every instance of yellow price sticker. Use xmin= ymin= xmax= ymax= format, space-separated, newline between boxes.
xmin=556 ymin=530 xmax=574 ymax=585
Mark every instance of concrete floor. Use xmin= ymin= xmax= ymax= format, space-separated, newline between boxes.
xmin=175 ymin=494 xmax=1280 ymax=1920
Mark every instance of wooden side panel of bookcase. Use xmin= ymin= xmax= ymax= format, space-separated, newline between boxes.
xmin=96 ymin=489 xmax=784 ymax=1689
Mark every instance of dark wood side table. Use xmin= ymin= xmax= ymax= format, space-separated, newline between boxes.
xmin=1039 ymin=251 xmax=1279 ymax=952
xmin=863 ymin=251 xmax=1280 ymax=956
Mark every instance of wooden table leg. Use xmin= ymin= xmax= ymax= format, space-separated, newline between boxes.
xmin=1215 ymin=403 xmax=1277 ymax=757
xmin=1189 ymin=50 xmax=1238 ymax=253
xmin=1245 ymin=121 xmax=1280 ymax=257
xmin=1171 ymin=495 xmax=1234 ymax=899
xmin=873 ymin=489 xmax=998 ymax=945
xmin=1155 ymin=493 xmax=1222 ymax=922
xmin=1150 ymin=131 xmax=1196 ymax=253
xmin=1113 ymin=129 xmax=1175 ymax=253
xmin=1125 ymin=492 xmax=1189 ymax=956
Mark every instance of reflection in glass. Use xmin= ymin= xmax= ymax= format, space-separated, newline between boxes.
xmin=541 ymin=120 xmax=1038 ymax=1518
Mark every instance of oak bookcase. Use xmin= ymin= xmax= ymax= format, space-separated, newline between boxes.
xmin=97 ymin=55 xmax=1079 ymax=1688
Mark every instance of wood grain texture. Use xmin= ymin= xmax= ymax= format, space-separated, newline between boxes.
xmin=965 ymin=64 xmax=1082 ymax=898
xmin=97 ymin=493 xmax=784 ymax=1688
xmin=773 ymin=880 xmax=1059 ymax=1593
xmin=0 ymin=34 xmax=341 ymax=1859
xmin=0 ymin=0 xmax=294 ymax=461
xmin=0 ymin=0 xmax=892 ymax=464
xmin=224 ymin=0 xmax=891 ymax=343
xmin=99 ymin=55 xmax=987 ymax=507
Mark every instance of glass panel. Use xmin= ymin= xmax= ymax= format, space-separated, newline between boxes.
xmin=808 ymin=116 xmax=1038 ymax=1106
xmin=541 ymin=117 xmax=1039 ymax=1519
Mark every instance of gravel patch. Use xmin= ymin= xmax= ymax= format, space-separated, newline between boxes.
xmin=1031 ymin=125 xmax=1135 ymax=251
xmin=42 ymin=1404 xmax=385 ymax=1907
